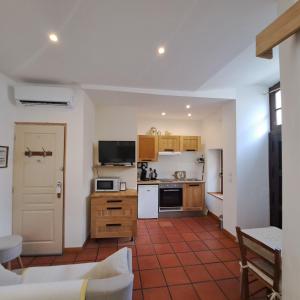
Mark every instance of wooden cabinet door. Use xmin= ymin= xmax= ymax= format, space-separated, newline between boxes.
xmin=183 ymin=183 xmax=204 ymax=210
xmin=181 ymin=136 xmax=200 ymax=151
xmin=138 ymin=135 xmax=158 ymax=161
xmin=158 ymin=136 xmax=180 ymax=152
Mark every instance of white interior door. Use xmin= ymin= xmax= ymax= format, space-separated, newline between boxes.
xmin=13 ymin=124 xmax=65 ymax=255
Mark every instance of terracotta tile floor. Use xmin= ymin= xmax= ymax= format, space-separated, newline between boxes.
xmin=11 ymin=216 xmax=269 ymax=300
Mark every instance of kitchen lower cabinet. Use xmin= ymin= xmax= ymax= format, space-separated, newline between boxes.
xmin=90 ymin=190 xmax=137 ymax=239
xmin=138 ymin=185 xmax=159 ymax=218
xmin=183 ymin=182 xmax=205 ymax=211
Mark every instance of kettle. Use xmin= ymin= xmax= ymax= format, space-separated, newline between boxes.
xmin=173 ymin=171 xmax=186 ymax=180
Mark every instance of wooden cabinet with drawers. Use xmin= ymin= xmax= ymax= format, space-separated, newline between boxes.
xmin=138 ymin=135 xmax=158 ymax=162
xmin=158 ymin=135 xmax=181 ymax=152
xmin=90 ymin=189 xmax=137 ymax=239
xmin=183 ymin=182 xmax=205 ymax=211
xmin=181 ymin=136 xmax=200 ymax=152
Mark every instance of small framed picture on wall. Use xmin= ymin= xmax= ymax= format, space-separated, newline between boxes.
xmin=0 ymin=146 xmax=9 ymax=168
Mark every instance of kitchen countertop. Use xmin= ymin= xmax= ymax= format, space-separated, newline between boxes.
xmin=137 ymin=179 xmax=205 ymax=185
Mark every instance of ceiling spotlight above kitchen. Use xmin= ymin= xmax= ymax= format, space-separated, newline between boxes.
xmin=48 ymin=33 xmax=58 ymax=43
xmin=161 ymin=112 xmax=166 ymax=116
xmin=188 ymin=113 xmax=192 ymax=117
xmin=186 ymin=105 xmax=191 ymax=109
xmin=158 ymin=46 xmax=165 ymax=55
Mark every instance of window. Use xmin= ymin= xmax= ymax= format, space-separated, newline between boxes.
xmin=269 ymin=83 xmax=282 ymax=131
xmin=275 ymin=90 xmax=282 ymax=126
xmin=268 ymin=82 xmax=282 ymax=228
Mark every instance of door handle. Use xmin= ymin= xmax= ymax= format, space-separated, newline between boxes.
xmin=56 ymin=181 xmax=62 ymax=198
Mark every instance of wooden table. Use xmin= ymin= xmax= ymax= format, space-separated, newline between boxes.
xmin=242 ymin=226 xmax=282 ymax=251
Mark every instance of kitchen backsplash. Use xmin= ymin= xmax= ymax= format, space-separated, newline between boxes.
xmin=146 ymin=152 xmax=204 ymax=179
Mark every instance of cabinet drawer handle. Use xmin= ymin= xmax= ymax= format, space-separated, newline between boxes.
xmin=189 ymin=184 xmax=200 ymax=186
xmin=107 ymin=200 xmax=122 ymax=203
xmin=186 ymin=149 xmax=196 ymax=151
xmin=164 ymin=149 xmax=174 ymax=152
xmin=107 ymin=207 xmax=122 ymax=210
xmin=106 ymin=223 xmax=122 ymax=227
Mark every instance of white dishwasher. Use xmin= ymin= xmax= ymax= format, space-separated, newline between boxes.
xmin=138 ymin=184 xmax=159 ymax=219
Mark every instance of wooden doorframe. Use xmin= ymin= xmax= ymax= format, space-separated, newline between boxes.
xmin=14 ymin=122 xmax=67 ymax=250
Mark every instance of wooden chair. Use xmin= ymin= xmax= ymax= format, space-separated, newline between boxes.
xmin=236 ymin=227 xmax=281 ymax=300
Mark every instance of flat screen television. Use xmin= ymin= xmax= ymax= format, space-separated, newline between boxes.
xmin=98 ymin=141 xmax=135 ymax=165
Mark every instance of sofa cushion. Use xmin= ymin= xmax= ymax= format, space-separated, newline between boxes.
xmin=0 ymin=265 xmax=22 ymax=286
xmin=82 ymin=247 xmax=130 ymax=280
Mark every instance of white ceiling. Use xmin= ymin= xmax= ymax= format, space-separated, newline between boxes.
xmin=87 ymin=89 xmax=227 ymax=120
xmin=0 ymin=0 xmax=278 ymax=91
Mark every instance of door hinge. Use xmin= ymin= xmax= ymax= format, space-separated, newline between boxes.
xmin=12 ymin=187 xmax=14 ymax=194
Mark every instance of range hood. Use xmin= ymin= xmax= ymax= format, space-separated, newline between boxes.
xmin=158 ymin=151 xmax=181 ymax=156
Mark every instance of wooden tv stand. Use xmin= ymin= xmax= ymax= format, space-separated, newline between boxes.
xmin=90 ymin=189 xmax=137 ymax=240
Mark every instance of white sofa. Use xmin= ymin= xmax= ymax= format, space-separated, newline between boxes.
xmin=0 ymin=247 xmax=133 ymax=300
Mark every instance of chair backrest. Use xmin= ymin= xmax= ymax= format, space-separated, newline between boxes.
xmin=236 ymin=227 xmax=281 ymax=290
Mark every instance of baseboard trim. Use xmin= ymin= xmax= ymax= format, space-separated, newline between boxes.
xmin=64 ymin=247 xmax=83 ymax=254
xmin=208 ymin=211 xmax=236 ymax=242
xmin=208 ymin=211 xmax=220 ymax=221
xmin=64 ymin=238 xmax=88 ymax=254
xmin=223 ymin=229 xmax=236 ymax=241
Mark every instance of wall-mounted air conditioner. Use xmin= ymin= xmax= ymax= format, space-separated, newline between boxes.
xmin=14 ymin=85 xmax=74 ymax=107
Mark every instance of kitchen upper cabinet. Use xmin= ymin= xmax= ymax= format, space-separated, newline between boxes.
xmin=158 ymin=136 xmax=180 ymax=152
xmin=138 ymin=135 xmax=158 ymax=161
xmin=181 ymin=136 xmax=200 ymax=152
xmin=183 ymin=182 xmax=205 ymax=211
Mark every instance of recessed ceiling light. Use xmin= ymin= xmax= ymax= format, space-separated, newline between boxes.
xmin=158 ymin=46 xmax=165 ymax=55
xmin=188 ymin=113 xmax=192 ymax=117
xmin=186 ymin=104 xmax=191 ymax=109
xmin=161 ymin=112 xmax=166 ymax=116
xmin=49 ymin=33 xmax=58 ymax=43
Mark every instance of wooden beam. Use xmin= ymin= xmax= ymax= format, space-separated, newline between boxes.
xmin=256 ymin=0 xmax=300 ymax=59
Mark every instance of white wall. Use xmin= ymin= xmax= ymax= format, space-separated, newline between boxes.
xmin=15 ymin=89 xmax=94 ymax=247
xmin=220 ymin=101 xmax=237 ymax=235
xmin=201 ymin=111 xmax=223 ymax=150
xmin=82 ymin=95 xmax=95 ymax=240
xmin=201 ymin=101 xmax=237 ymax=234
xmin=211 ymin=87 xmax=270 ymax=235
xmin=236 ymin=86 xmax=270 ymax=229
xmin=279 ymin=0 xmax=300 ymax=298
xmin=202 ymin=88 xmax=269 ymax=236
xmin=202 ymin=109 xmax=224 ymax=218
xmin=0 ymin=73 xmax=16 ymax=237
xmin=95 ymin=105 xmax=137 ymax=188
xmin=205 ymin=150 xmax=223 ymax=217
xmin=138 ymin=117 xmax=203 ymax=136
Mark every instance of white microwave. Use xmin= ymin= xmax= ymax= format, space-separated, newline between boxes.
xmin=95 ymin=177 xmax=120 ymax=192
